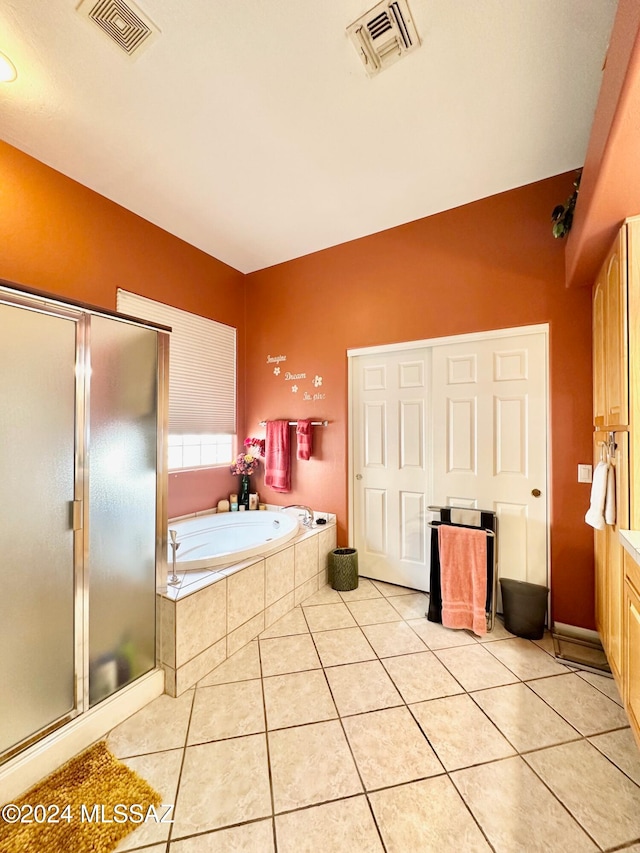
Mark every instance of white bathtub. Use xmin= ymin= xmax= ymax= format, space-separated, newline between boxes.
xmin=168 ymin=510 xmax=300 ymax=571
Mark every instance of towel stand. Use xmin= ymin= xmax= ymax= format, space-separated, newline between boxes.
xmin=258 ymin=420 xmax=329 ymax=427
xmin=427 ymin=505 xmax=499 ymax=632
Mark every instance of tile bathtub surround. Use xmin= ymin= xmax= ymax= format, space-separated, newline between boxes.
xmin=159 ymin=521 xmax=336 ymax=695
xmin=107 ymin=578 xmax=640 ymax=853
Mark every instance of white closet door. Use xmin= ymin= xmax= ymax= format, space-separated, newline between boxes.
xmin=431 ymin=332 xmax=548 ymax=587
xmin=352 ymin=349 xmax=431 ymax=591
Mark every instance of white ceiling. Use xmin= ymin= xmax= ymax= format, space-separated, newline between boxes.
xmin=0 ymin=0 xmax=617 ymax=273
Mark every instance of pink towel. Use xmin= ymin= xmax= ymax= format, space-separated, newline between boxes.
xmin=296 ymin=419 xmax=313 ymax=461
xmin=438 ymin=525 xmax=488 ymax=636
xmin=264 ymin=420 xmax=291 ymax=492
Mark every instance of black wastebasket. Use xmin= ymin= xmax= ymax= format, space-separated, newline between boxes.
xmin=330 ymin=548 xmax=359 ymax=591
xmin=499 ymin=578 xmax=549 ymax=640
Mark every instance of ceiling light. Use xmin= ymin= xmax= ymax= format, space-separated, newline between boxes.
xmin=0 ymin=52 xmax=17 ymax=83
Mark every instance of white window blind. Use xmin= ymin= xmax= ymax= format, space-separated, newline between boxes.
xmin=117 ymin=289 xmax=236 ymax=434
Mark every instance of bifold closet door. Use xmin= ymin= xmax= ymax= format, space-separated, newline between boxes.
xmin=0 ymin=304 xmax=77 ymax=759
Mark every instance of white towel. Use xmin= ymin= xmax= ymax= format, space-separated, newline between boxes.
xmin=585 ymin=461 xmax=609 ymax=530
xmin=605 ymin=463 xmax=616 ymax=526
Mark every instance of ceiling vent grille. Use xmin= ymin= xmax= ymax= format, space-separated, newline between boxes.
xmin=347 ymin=0 xmax=420 ymax=77
xmin=76 ymin=0 xmax=160 ymax=58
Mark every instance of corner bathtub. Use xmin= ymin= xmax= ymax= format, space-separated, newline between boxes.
xmin=168 ymin=510 xmax=300 ymax=571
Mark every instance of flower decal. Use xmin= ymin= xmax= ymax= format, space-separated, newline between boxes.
xmin=274 ymin=367 xmax=281 ymax=376
xmin=291 ymin=384 xmax=298 ymax=393
xmin=312 ymin=375 xmax=323 ymax=387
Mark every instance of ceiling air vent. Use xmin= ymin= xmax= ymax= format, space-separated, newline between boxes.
xmin=347 ymin=0 xmax=420 ymax=77
xmin=76 ymin=0 xmax=160 ymax=58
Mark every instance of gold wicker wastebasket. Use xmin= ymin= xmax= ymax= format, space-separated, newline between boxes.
xmin=330 ymin=548 xmax=359 ymax=591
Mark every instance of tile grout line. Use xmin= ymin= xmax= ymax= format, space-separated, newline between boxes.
xmin=305 ymin=603 xmax=390 ymax=853
xmin=163 ymin=687 xmax=196 ymax=852
xmin=256 ymin=634 xmax=278 ymax=852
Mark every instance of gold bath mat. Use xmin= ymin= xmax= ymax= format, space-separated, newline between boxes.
xmin=0 ymin=741 xmax=161 ymax=853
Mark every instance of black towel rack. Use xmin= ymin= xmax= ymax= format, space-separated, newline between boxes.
xmin=427 ymin=505 xmax=499 ymax=632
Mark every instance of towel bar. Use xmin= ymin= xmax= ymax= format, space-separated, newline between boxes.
xmin=428 ymin=506 xmax=498 ymax=632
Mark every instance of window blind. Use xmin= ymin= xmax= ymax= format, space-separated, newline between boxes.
xmin=117 ymin=289 xmax=236 ymax=434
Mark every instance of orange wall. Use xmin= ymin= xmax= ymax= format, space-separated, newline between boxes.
xmin=566 ymin=0 xmax=640 ymax=287
xmin=0 ymin=137 xmax=596 ymax=628
xmin=246 ymin=173 xmax=595 ymax=629
xmin=0 ymin=139 xmax=245 ymax=517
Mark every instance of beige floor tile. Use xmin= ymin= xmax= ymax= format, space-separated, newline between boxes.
xmin=338 ymin=577 xmax=383 ymax=601
xmin=528 ymin=673 xmax=629 ymax=736
xmin=343 ymin=706 xmax=443 ymax=790
xmin=275 ymin=796 xmax=384 ymax=853
xmin=173 ymin=735 xmax=271 ymax=836
xmin=169 ymin=819 xmax=275 ymax=852
xmin=578 ymin=669 xmax=624 ymax=706
xmin=313 ymin=626 xmax=377 ymax=667
xmin=451 ymin=756 xmax=597 ymax=853
xmin=483 ymin=637 xmax=569 ymax=680
xmin=476 ymin=617 xmax=516 ymax=643
xmin=407 ymin=617 xmax=478 ymax=650
xmin=346 ymin=598 xmax=404 ymax=626
xmin=434 ymin=643 xmax=519 ymax=691
xmin=259 ymin=633 xmax=321 ymax=676
xmin=115 ymin=748 xmax=183 ymax=851
xmin=198 ymin=640 xmax=261 ymax=687
xmin=589 ymin=728 xmax=640 ymax=785
xmin=411 ymin=693 xmax=516 ymax=771
xmin=531 ymin=629 xmax=555 ymax=654
xmin=303 ymin=601 xmax=358 ymax=631
xmin=382 ymin=651 xmax=464 ymax=704
xmin=362 ymin=620 xmax=428 ymax=657
xmin=301 ymin=585 xmax=343 ymax=605
xmin=369 ymin=579 xmax=415 ymax=597
xmin=188 ymin=679 xmax=265 ymax=744
xmin=470 ymin=682 xmax=579 ymax=752
xmin=263 ymin=669 xmax=337 ymax=729
xmin=524 ymin=740 xmax=640 ymax=850
xmin=325 ymin=660 xmax=403 ymax=716
xmin=369 ymin=776 xmax=491 ymax=852
xmin=107 ymin=690 xmax=194 ymax=758
xmin=268 ymin=720 xmax=362 ymax=812
xmin=259 ymin=607 xmax=309 ymax=639
xmin=387 ymin=592 xmax=430 ymax=621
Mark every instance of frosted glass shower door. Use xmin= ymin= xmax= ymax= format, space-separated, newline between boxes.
xmin=88 ymin=316 xmax=157 ymax=706
xmin=0 ymin=304 xmax=77 ymax=759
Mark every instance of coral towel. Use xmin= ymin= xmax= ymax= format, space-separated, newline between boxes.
xmin=296 ymin=419 xmax=313 ymax=461
xmin=265 ymin=420 xmax=291 ymax=492
xmin=438 ymin=525 xmax=488 ymax=636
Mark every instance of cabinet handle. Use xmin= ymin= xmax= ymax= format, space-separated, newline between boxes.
xmin=531 ymin=489 xmax=541 ymax=498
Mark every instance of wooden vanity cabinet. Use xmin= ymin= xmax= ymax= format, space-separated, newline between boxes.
xmin=592 ymin=217 xmax=640 ymax=741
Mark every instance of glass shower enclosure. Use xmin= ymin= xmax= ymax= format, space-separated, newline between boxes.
xmin=0 ymin=284 xmax=168 ymax=764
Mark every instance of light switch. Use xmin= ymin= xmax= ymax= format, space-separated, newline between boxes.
xmin=578 ymin=464 xmax=593 ymax=484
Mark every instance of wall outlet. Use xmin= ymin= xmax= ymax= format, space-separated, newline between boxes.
xmin=578 ymin=464 xmax=593 ymax=484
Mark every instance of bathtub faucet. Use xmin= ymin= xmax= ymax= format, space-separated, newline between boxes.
xmin=282 ymin=505 xmax=314 ymax=528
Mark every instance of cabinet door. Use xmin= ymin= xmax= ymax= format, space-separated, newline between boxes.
xmin=608 ymin=433 xmax=629 ymax=683
xmin=625 ymin=562 xmax=640 ymax=744
xmin=604 ymin=229 xmax=629 ymax=427
xmin=593 ymin=276 xmax=606 ymax=428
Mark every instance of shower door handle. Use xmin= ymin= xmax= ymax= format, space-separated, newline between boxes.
xmin=71 ymin=499 xmax=83 ymax=530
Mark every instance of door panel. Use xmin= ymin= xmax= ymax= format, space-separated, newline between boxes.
xmin=432 ymin=333 xmax=548 ymax=588
xmin=353 ymin=349 xmax=430 ymax=591
xmin=0 ymin=304 xmax=78 ymax=758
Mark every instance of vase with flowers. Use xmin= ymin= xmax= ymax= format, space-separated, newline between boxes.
xmin=230 ymin=445 xmax=261 ymax=509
